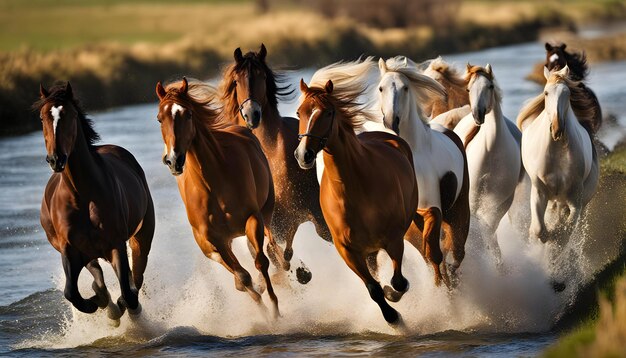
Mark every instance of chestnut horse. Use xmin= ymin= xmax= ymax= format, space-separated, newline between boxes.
xmin=156 ymin=78 xmax=280 ymax=317
xmin=36 ymin=83 xmax=155 ymax=323
xmin=219 ymin=44 xmax=330 ymax=282
xmin=295 ymin=78 xmax=419 ymax=325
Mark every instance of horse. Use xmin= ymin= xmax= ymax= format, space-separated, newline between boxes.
xmin=517 ymin=66 xmax=599 ymax=243
xmin=219 ymin=44 xmax=330 ymax=282
xmin=36 ymin=82 xmax=154 ymax=323
xmin=517 ymin=42 xmax=602 ymax=135
xmin=420 ymin=56 xmax=471 ymax=121
xmin=377 ymin=56 xmax=470 ymax=286
xmin=453 ymin=64 xmax=523 ymax=264
xmin=294 ymin=78 xmax=419 ymax=325
xmin=156 ymin=77 xmax=280 ymax=317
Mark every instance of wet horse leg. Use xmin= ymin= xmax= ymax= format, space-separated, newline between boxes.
xmin=111 ymin=245 xmax=140 ymax=316
xmin=383 ymin=236 xmax=409 ymax=302
xmin=417 ymin=208 xmax=446 ymax=287
xmin=529 ymin=183 xmax=549 ymax=243
xmin=61 ymin=246 xmax=98 ymax=313
xmin=85 ymin=259 xmax=110 ymax=308
xmin=269 ymin=206 xmax=298 ymax=265
xmin=336 ymin=244 xmax=400 ymax=324
xmin=247 ymin=214 xmax=279 ymax=318
xmin=129 ymin=201 xmax=155 ymax=291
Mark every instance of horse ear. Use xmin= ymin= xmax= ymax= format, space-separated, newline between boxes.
xmin=559 ymin=43 xmax=567 ymax=50
xmin=234 ymin=47 xmax=243 ymax=64
xmin=543 ymin=66 xmax=551 ymax=80
xmin=259 ymin=43 xmax=267 ymax=61
xmin=403 ymin=57 xmax=408 ymax=67
xmin=325 ymin=79 xmax=334 ymax=94
xmin=545 ymin=42 xmax=553 ymax=51
xmin=180 ymin=77 xmax=188 ymax=94
xmin=466 ymin=63 xmax=473 ymax=73
xmin=485 ymin=63 xmax=493 ymax=76
xmin=156 ymin=81 xmax=166 ymax=100
xmin=378 ymin=58 xmax=387 ymax=74
xmin=39 ymin=84 xmax=49 ymax=99
xmin=300 ymin=78 xmax=309 ymax=93
xmin=65 ymin=82 xmax=73 ymax=98
xmin=558 ymin=65 xmax=570 ymax=78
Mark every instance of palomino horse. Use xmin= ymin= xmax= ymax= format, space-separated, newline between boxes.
xmin=377 ymin=56 xmax=470 ymax=286
xmin=419 ymin=56 xmax=471 ymax=121
xmin=219 ymin=44 xmax=330 ymax=282
xmin=517 ymin=43 xmax=602 ymax=136
xmin=295 ymin=78 xmax=418 ymax=324
xmin=156 ymin=78 xmax=280 ymax=317
xmin=518 ymin=66 xmax=599 ymax=242
xmin=36 ymin=83 xmax=154 ymax=323
xmin=453 ymin=64 xmax=523 ymax=264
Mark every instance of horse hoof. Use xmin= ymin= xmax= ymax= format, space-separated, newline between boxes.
xmin=91 ymin=283 xmax=110 ymax=308
xmin=108 ymin=318 xmax=121 ymax=328
xmin=284 ymin=248 xmax=293 ymax=262
xmin=383 ymin=285 xmax=405 ymax=303
xmin=296 ymin=265 xmax=312 ymax=285
xmin=128 ymin=302 xmax=142 ymax=317
xmin=107 ymin=301 xmax=123 ymax=321
xmin=382 ymin=308 xmax=400 ymax=325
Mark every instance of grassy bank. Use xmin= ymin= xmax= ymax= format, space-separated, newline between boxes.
xmin=544 ymin=146 xmax=626 ymax=357
xmin=1 ymin=0 xmax=624 ymax=136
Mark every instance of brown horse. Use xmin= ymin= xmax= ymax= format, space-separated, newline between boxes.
xmin=156 ymin=77 xmax=280 ymax=317
xmin=543 ymin=42 xmax=602 ymax=134
xmin=36 ymin=82 xmax=155 ymax=323
xmin=219 ymin=44 xmax=331 ymax=283
xmin=421 ymin=56 xmax=470 ymax=120
xmin=295 ymin=78 xmax=418 ymax=324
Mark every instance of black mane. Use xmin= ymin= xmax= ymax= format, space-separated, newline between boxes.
xmin=546 ymin=43 xmax=589 ymax=82
xmin=33 ymin=83 xmax=100 ymax=150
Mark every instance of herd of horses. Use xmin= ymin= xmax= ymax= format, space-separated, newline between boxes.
xmin=35 ymin=42 xmax=601 ymax=326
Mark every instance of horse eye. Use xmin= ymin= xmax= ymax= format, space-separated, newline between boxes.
xmin=296 ymin=111 xmax=300 ymax=118
xmin=466 ymin=88 xmax=470 ymax=92
xmin=544 ymin=91 xmax=548 ymax=96
xmin=379 ymin=87 xmax=383 ymax=92
xmin=403 ymin=87 xmax=408 ymax=92
xmin=232 ymin=80 xmax=237 ymax=86
xmin=489 ymin=84 xmax=494 ymax=89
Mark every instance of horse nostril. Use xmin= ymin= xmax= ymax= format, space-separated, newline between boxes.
xmin=253 ymin=111 xmax=261 ymax=122
xmin=164 ymin=158 xmax=172 ymax=166
xmin=304 ymin=150 xmax=315 ymax=164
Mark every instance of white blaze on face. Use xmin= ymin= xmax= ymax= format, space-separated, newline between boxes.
xmin=50 ymin=105 xmax=63 ymax=136
xmin=549 ymin=53 xmax=559 ymax=64
xmin=171 ymin=103 xmax=185 ymax=118
xmin=306 ymin=109 xmax=319 ymax=133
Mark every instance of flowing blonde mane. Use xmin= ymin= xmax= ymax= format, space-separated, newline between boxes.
xmin=164 ymin=79 xmax=229 ymax=131
xmin=517 ymin=72 xmax=599 ymax=135
xmin=429 ymin=57 xmax=469 ymax=107
xmin=384 ymin=56 xmax=448 ymax=122
xmin=304 ymin=57 xmax=379 ymax=125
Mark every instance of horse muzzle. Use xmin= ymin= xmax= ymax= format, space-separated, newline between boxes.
xmin=472 ymin=108 xmax=485 ymax=126
xmin=294 ymin=147 xmax=316 ymax=170
xmin=163 ymin=153 xmax=186 ymax=176
xmin=46 ymin=153 xmax=67 ymax=172
xmin=245 ymin=110 xmax=261 ymax=130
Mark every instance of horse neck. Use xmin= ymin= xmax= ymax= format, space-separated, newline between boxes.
xmin=62 ymin=122 xmax=106 ymax=194
xmin=186 ymin=123 xmax=225 ymax=188
xmin=322 ymin=115 xmax=364 ymax=184
xmin=401 ymin=97 xmax=432 ymax=152
xmin=255 ymin=102 xmax=282 ymax=143
xmin=481 ymin=95 xmax=506 ymax=137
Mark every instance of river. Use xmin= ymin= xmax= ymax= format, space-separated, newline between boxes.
xmin=1 ymin=41 xmax=624 ymax=356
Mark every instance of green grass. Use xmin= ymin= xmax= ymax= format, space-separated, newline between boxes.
xmin=544 ymin=323 xmax=596 ymax=358
xmin=601 ymin=145 xmax=626 ymax=174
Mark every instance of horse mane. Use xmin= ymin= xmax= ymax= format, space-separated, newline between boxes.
xmin=305 ymin=56 xmax=380 ymax=124
xmin=517 ymin=72 xmax=598 ymax=135
xmin=164 ymin=79 xmax=228 ymax=131
xmin=219 ymin=49 xmax=294 ymax=120
xmin=32 ymin=83 xmax=100 ymax=150
xmin=547 ymin=43 xmax=589 ymax=81
xmin=428 ymin=57 xmax=468 ymax=105
xmin=385 ymin=56 xmax=448 ymax=122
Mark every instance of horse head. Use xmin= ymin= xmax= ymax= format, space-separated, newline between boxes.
xmin=294 ymin=79 xmax=336 ymax=170
xmin=466 ymin=63 xmax=496 ymax=125
xmin=543 ymin=66 xmax=571 ymax=141
xmin=228 ymin=44 xmax=270 ymax=129
xmin=156 ymin=77 xmax=194 ymax=176
xmin=37 ymin=82 xmax=87 ymax=172
xmin=378 ymin=58 xmax=411 ymax=135
xmin=545 ymin=42 xmax=568 ymax=72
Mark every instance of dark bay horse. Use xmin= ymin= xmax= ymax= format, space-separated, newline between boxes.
xmin=36 ymin=83 xmax=155 ymax=323
xmin=219 ymin=44 xmax=331 ymax=282
xmin=295 ymin=78 xmax=419 ymax=325
xmin=544 ymin=42 xmax=602 ymax=134
xmin=156 ymin=78 xmax=280 ymax=317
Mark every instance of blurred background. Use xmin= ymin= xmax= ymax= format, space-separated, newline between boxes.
xmin=1 ymin=0 xmax=626 ymax=136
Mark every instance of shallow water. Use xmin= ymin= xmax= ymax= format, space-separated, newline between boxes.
xmin=0 ymin=42 xmax=624 ymax=356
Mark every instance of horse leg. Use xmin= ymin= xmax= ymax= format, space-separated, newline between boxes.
xmin=404 ymin=215 xmax=425 ymax=258
xmin=247 ymin=214 xmax=279 ymax=318
xmin=129 ymin=201 xmax=155 ymax=291
xmin=264 ymin=226 xmax=289 ymax=272
xmin=529 ymin=183 xmax=549 ymax=243
xmin=383 ymin=237 xmax=409 ymax=302
xmin=310 ymin=205 xmax=332 ymax=243
xmin=85 ymin=260 xmax=110 ymax=308
xmin=336 ymin=245 xmax=400 ymax=325
xmin=61 ymin=247 xmax=98 ymax=314
xmin=269 ymin=208 xmax=298 ymax=266
xmin=111 ymin=245 xmax=140 ymax=316
xmin=417 ymin=207 xmax=446 ymax=287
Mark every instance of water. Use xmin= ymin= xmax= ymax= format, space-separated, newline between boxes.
xmin=0 ymin=42 xmax=624 ymax=356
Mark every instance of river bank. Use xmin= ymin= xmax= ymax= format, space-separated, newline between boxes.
xmin=2 ymin=1 xmax=625 ymax=136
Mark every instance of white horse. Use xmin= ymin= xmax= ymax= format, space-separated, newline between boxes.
xmin=517 ymin=66 xmax=599 ymax=243
xmin=377 ymin=57 xmax=471 ymax=286
xmin=453 ymin=64 xmax=523 ymax=263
